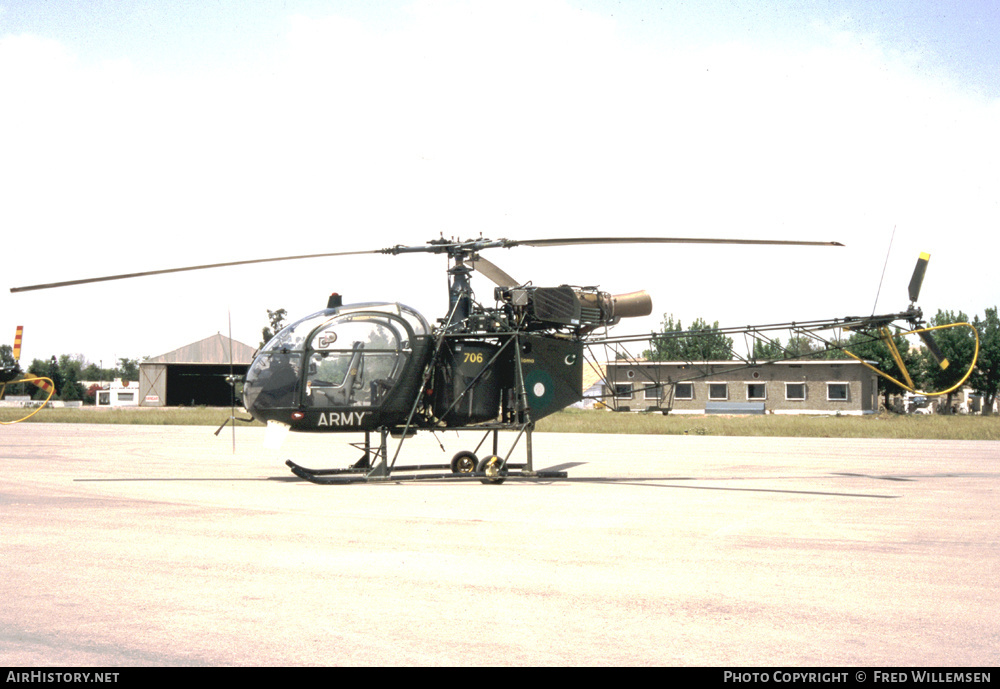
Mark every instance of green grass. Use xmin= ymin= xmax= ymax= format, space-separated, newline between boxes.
xmin=535 ymin=408 xmax=1000 ymax=440
xmin=0 ymin=406 xmax=263 ymax=427
xmin=3 ymin=405 xmax=1000 ymax=440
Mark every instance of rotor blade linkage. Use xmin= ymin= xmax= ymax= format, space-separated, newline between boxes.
xmin=908 ymin=252 xmax=930 ymax=304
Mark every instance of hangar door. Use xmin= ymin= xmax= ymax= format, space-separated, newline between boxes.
xmin=164 ymin=364 xmax=247 ymax=407
xmin=139 ymin=364 xmax=167 ymax=407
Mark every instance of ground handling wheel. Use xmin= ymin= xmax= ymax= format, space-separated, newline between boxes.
xmin=450 ymin=450 xmax=478 ymax=475
xmin=476 ymin=455 xmax=507 ymax=485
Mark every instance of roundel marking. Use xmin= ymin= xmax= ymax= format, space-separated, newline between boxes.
xmin=525 ymin=369 xmax=554 ymax=409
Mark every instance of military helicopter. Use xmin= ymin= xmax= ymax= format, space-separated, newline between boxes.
xmin=10 ymin=236 xmax=973 ymax=482
xmin=0 ymin=326 xmax=56 ymax=425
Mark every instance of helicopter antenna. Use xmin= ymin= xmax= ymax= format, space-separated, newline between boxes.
xmin=213 ymin=308 xmax=242 ymax=451
xmin=228 ymin=309 xmax=235 ymax=454
xmin=872 ymin=225 xmax=896 ymax=315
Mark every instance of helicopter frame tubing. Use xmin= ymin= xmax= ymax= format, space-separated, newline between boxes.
xmin=579 ymin=309 xmax=977 ymax=411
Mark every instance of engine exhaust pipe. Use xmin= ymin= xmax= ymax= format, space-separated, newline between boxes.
xmin=609 ymin=290 xmax=653 ymax=321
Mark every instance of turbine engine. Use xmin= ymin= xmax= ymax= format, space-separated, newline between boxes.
xmin=495 ymin=285 xmax=652 ymax=333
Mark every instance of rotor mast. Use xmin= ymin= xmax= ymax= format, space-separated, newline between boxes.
xmin=381 ymin=237 xmax=514 ymax=330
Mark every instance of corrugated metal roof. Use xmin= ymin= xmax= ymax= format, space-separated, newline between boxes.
xmin=143 ymin=334 xmax=256 ymax=365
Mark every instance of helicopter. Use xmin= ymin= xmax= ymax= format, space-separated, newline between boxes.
xmin=1 ymin=326 xmax=56 ymax=425
xmin=9 ymin=237 xmax=975 ymax=482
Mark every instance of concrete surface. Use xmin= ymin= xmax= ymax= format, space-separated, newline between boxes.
xmin=1 ymin=423 xmax=997 ymax=666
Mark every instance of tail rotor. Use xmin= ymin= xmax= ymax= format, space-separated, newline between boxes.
xmin=1 ymin=326 xmax=56 ymax=424
xmin=907 ymin=252 xmax=930 ymax=305
xmin=905 ymin=252 xmax=950 ymax=371
xmin=845 ymin=252 xmax=976 ymax=396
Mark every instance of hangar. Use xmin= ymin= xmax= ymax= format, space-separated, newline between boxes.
xmin=138 ymin=334 xmax=255 ymax=407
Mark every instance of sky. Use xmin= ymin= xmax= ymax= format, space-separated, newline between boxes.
xmin=2 ymin=0 xmax=998 ymax=369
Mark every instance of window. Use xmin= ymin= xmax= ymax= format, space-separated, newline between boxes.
xmin=674 ymin=382 xmax=693 ymax=399
xmin=746 ymin=383 xmax=766 ymax=400
xmin=614 ymin=383 xmax=633 ymax=399
xmin=708 ymin=383 xmax=728 ymax=400
xmin=643 ymin=385 xmax=663 ymax=400
xmin=827 ymin=383 xmax=849 ymax=401
xmin=307 ymin=316 xmax=408 ymax=408
xmin=785 ymin=383 xmax=806 ymax=400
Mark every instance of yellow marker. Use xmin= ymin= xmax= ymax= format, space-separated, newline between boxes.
xmin=27 ymin=375 xmax=54 ymax=394
xmin=13 ymin=325 xmax=23 ymax=361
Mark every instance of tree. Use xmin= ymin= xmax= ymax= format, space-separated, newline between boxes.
xmin=645 ymin=314 xmax=733 ymax=361
xmin=916 ymin=310 xmax=977 ymax=413
xmin=260 ymin=308 xmax=287 ymax=349
xmin=1 ymin=343 xmax=16 ymax=369
xmin=644 ymin=314 xmax=683 ymax=360
xmin=971 ymin=307 xmax=1000 ymax=415
xmin=683 ymin=318 xmax=735 ymax=361
xmin=57 ymin=354 xmax=86 ymax=401
xmin=750 ymin=334 xmax=852 ymax=362
xmin=784 ymin=336 xmax=823 ymax=358
xmin=85 ymin=383 xmax=102 ymax=405
xmin=116 ymin=358 xmax=140 ymax=382
xmin=751 ymin=337 xmax=785 ymax=361
xmin=841 ymin=329 xmax=917 ymax=410
xmin=1 ymin=343 xmax=24 ymax=395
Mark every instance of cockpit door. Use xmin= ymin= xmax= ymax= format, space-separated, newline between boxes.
xmin=304 ymin=313 xmax=412 ymax=410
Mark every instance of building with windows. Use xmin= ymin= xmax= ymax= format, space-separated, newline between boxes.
xmin=95 ymin=379 xmax=140 ymax=407
xmin=605 ymin=359 xmax=879 ymax=415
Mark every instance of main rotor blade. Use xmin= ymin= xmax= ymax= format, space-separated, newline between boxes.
xmin=513 ymin=237 xmax=844 ymax=248
xmin=470 ymin=256 xmax=520 ymax=288
xmin=9 ymin=249 xmax=383 ymax=293
xmin=908 ymin=252 xmax=930 ymax=303
xmin=10 ymin=235 xmax=843 ymax=294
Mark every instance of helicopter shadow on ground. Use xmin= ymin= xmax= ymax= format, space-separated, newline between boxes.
xmin=75 ymin=468 xmax=992 ymax=500
xmin=547 ymin=477 xmax=901 ymax=499
xmin=72 ymin=463 xmax=935 ymax=498
xmin=263 ymin=461 xmax=905 ymax=498
xmin=73 ymin=473 xmax=900 ymax=498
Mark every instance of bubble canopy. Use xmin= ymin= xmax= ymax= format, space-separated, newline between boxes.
xmin=243 ymin=302 xmax=430 ymax=418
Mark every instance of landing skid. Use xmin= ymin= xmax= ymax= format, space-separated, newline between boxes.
xmin=284 ymin=423 xmax=569 ymax=484
xmin=286 ymin=459 xmax=568 ymax=484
